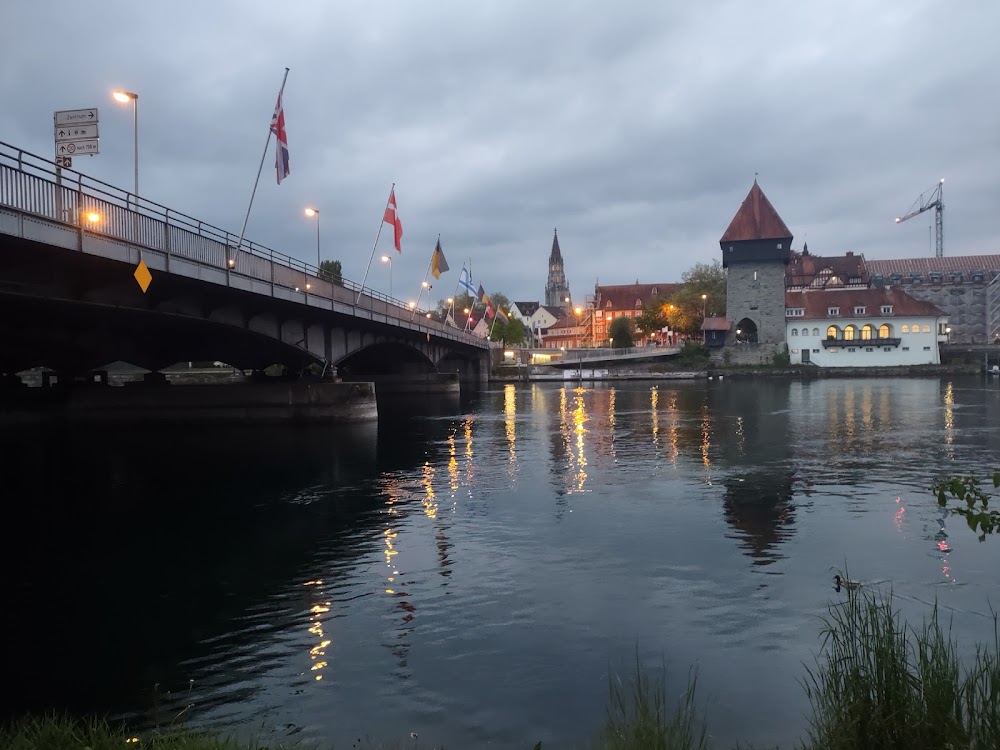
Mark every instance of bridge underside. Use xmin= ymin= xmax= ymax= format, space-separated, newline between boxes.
xmin=0 ymin=235 xmax=489 ymax=380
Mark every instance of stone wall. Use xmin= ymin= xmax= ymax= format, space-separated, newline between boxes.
xmin=725 ymin=261 xmax=787 ymax=355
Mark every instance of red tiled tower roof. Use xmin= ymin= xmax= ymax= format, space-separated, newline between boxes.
xmin=720 ymin=181 xmax=793 ymax=243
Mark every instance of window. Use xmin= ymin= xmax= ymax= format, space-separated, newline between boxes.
xmin=879 ymin=324 xmax=890 ymax=338
xmin=828 ymin=307 xmax=840 ymax=316
xmin=861 ymin=324 xmax=873 ymax=340
xmin=901 ymin=325 xmax=909 ymax=333
xmin=635 ymin=299 xmax=642 ymax=309
xmin=786 ymin=308 xmax=804 ymax=317
xmin=881 ymin=305 xmax=892 ymax=314
xmin=866 ymin=347 xmax=874 ymax=352
xmin=848 ymin=347 xmax=857 ymax=352
xmin=753 ymin=270 xmax=758 ymax=281
xmin=813 ymin=349 xmax=820 ymax=353
xmin=826 ymin=325 xmax=839 ymax=339
xmin=854 ymin=306 xmax=866 ymax=316
xmin=922 ymin=324 xmax=931 ymax=333
xmin=812 ymin=328 xmax=820 ymax=336
xmin=651 ymin=287 xmax=657 ymax=295
xmin=923 ymin=346 xmax=931 ymax=350
xmin=791 ymin=328 xmax=798 ymax=336
xmin=911 ymin=322 xmax=921 ymax=331
xmin=883 ymin=347 xmax=892 ymax=352
xmin=902 ymin=347 xmax=910 ymax=351
xmin=777 ymin=243 xmax=783 ymax=250
xmin=606 ymin=301 xmax=612 ymax=309
xmin=844 ymin=325 xmax=856 ymax=341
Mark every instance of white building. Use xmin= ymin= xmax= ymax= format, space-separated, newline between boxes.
xmin=510 ymin=302 xmax=563 ymax=345
xmin=786 ymin=288 xmax=948 ymax=367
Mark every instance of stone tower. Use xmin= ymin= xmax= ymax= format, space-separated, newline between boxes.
xmin=544 ymin=229 xmax=572 ymax=309
xmin=719 ymin=181 xmax=792 ymax=361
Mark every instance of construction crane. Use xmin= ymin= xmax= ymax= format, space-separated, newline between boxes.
xmin=895 ymin=178 xmax=944 ymax=257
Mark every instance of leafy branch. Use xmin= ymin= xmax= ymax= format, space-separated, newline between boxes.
xmin=932 ymin=470 xmax=1000 ymax=541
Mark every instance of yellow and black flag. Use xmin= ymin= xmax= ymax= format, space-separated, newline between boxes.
xmin=430 ymin=238 xmax=450 ymax=279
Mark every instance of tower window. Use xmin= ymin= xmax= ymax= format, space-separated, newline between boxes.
xmin=753 ymin=270 xmax=758 ymax=281
xmin=777 ymin=243 xmax=783 ymax=250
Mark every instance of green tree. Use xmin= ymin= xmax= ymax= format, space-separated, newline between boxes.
xmin=665 ymin=260 xmax=727 ymax=335
xmin=635 ymin=305 xmax=667 ymax=340
xmin=319 ymin=260 xmax=342 ymax=285
xmin=490 ymin=317 xmax=526 ymax=344
xmin=608 ymin=316 xmax=635 ymax=348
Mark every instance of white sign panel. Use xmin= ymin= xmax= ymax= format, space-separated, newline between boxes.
xmin=56 ymin=139 xmax=100 ymax=156
xmin=55 ymin=108 xmax=99 ymax=126
xmin=55 ymin=124 xmax=98 ymax=141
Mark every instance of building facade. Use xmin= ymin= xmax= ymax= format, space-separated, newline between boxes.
xmin=719 ymin=181 xmax=792 ymax=363
xmin=786 ymin=287 xmax=947 ymax=367
xmin=544 ymin=229 xmax=572 ymax=309
xmin=590 ymin=282 xmax=679 ymax=346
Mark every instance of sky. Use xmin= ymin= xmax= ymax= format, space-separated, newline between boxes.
xmin=3 ymin=0 xmax=999 ymax=305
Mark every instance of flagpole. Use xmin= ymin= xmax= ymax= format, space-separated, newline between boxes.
xmin=235 ymin=67 xmax=289 ymax=263
xmin=463 ymin=258 xmax=474 ymax=331
xmin=356 ymin=183 xmax=395 ymax=305
xmin=488 ymin=305 xmax=500 ymax=340
xmin=411 ymin=246 xmax=435 ymax=320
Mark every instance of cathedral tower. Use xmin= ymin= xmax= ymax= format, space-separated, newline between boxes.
xmin=544 ymin=229 xmax=572 ymax=309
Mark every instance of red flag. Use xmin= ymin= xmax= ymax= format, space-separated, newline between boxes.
xmin=383 ymin=188 xmax=403 ymax=252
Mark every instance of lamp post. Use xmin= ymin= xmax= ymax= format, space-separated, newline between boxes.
xmin=304 ymin=207 xmax=320 ymax=269
xmin=381 ymin=254 xmax=393 ymax=300
xmin=112 ymin=90 xmax=139 ymax=209
xmin=701 ymin=293 xmax=708 ymax=343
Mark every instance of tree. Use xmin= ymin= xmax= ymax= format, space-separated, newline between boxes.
xmin=608 ymin=316 xmax=635 ymax=348
xmin=490 ymin=317 xmax=526 ymax=344
xmin=635 ymin=305 xmax=667 ymax=340
xmin=665 ymin=260 xmax=727 ymax=335
xmin=319 ymin=260 xmax=342 ymax=285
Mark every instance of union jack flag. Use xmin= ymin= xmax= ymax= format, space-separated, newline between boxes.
xmin=270 ymin=90 xmax=290 ymax=184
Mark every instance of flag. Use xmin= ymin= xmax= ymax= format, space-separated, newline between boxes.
xmin=472 ymin=316 xmax=490 ymax=338
xmin=270 ymin=89 xmax=290 ymax=184
xmin=496 ymin=307 xmax=509 ymax=324
xmin=477 ymin=284 xmax=486 ymax=302
xmin=383 ymin=188 xmax=403 ymax=252
xmin=430 ymin=239 xmax=449 ymax=279
xmin=445 ymin=307 xmax=457 ymax=328
xmin=458 ymin=266 xmax=476 ymax=296
xmin=479 ymin=288 xmax=494 ymax=319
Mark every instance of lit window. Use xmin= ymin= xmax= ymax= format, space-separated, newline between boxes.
xmin=777 ymin=243 xmax=783 ymax=250
xmin=844 ymin=325 xmax=856 ymax=341
xmin=826 ymin=325 xmax=839 ymax=339
xmin=861 ymin=324 xmax=873 ymax=340
xmin=922 ymin=324 xmax=931 ymax=333
xmin=606 ymin=301 xmax=612 ymax=309
xmin=911 ymin=322 xmax=920 ymax=330
xmin=879 ymin=324 xmax=890 ymax=338
xmin=901 ymin=325 xmax=909 ymax=333
xmin=754 ymin=270 xmax=758 ymax=281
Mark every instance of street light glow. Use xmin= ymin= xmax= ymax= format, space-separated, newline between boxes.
xmin=408 ymin=301 xmax=416 ymax=309
xmin=447 ymin=297 xmax=453 ymax=304
xmin=421 ymin=281 xmax=429 ymax=288
xmin=381 ymin=255 xmax=390 ymax=263
xmin=85 ymin=211 xmax=100 ymax=223
xmin=112 ymin=90 xmax=137 ymax=103
xmin=304 ymin=207 xmax=318 ymax=217
xmin=574 ymin=306 xmax=582 ymax=315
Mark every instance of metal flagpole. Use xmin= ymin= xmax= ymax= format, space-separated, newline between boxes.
xmin=235 ymin=67 xmax=289 ymax=263
xmin=356 ymin=183 xmax=394 ymax=305
xmin=488 ymin=303 xmax=500 ymax=340
xmin=463 ymin=258 xmax=475 ymax=331
xmin=411 ymin=247 xmax=436 ymax=320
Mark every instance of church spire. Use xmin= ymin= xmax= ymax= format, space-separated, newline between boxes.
xmin=549 ymin=228 xmax=562 ymax=264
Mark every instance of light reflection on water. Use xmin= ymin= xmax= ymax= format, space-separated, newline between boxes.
xmin=3 ymin=377 xmax=1000 ymax=748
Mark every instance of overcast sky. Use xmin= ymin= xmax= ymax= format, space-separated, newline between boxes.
xmin=4 ymin=1 xmax=998 ymax=304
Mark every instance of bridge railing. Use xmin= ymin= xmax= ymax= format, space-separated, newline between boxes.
xmin=0 ymin=140 xmax=485 ymax=346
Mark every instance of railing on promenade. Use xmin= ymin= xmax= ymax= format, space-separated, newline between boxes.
xmin=0 ymin=140 xmax=486 ymax=348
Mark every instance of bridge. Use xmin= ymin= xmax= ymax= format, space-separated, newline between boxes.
xmin=0 ymin=141 xmax=490 ymax=385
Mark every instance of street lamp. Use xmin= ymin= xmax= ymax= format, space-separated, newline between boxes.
xmin=304 ymin=207 xmax=320 ymax=269
xmin=381 ymin=254 xmax=393 ymax=300
xmin=701 ymin=293 xmax=708 ymax=343
xmin=112 ymin=90 xmax=139 ymax=208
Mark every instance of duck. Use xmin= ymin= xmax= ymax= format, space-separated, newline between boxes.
xmin=834 ymin=574 xmax=862 ymax=591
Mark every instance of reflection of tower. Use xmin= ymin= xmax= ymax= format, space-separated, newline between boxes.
xmin=544 ymin=228 xmax=572 ymax=309
xmin=710 ymin=381 xmax=797 ymax=566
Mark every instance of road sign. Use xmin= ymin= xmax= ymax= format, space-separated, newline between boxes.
xmin=55 ymin=156 xmax=72 ymax=169
xmin=134 ymin=260 xmax=152 ymax=293
xmin=55 ymin=108 xmax=98 ymax=126
xmin=55 ymin=123 xmax=98 ymax=141
xmin=57 ymin=139 xmax=99 ymax=156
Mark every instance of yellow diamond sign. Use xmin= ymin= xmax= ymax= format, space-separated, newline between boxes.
xmin=134 ymin=260 xmax=152 ymax=293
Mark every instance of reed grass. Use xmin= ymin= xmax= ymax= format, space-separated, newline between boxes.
xmin=802 ymin=588 xmax=1000 ymax=750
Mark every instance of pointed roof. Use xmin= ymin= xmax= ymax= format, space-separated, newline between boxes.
xmin=549 ymin=228 xmax=562 ymax=263
xmin=720 ymin=181 xmax=792 ymax=243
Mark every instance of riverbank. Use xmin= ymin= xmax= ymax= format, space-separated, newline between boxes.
xmin=6 ymin=590 xmax=998 ymax=750
xmin=492 ymin=362 xmax=985 ymax=382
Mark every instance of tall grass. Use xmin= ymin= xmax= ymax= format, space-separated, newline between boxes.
xmin=0 ymin=715 xmax=288 ymax=750
xmin=802 ymin=588 xmax=1000 ymax=750
xmin=597 ymin=653 xmax=709 ymax=750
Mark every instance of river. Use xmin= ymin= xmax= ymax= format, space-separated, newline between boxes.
xmin=4 ymin=376 xmax=1000 ymax=748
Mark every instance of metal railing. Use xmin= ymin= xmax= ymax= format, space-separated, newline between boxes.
xmin=0 ymin=140 xmax=486 ymax=347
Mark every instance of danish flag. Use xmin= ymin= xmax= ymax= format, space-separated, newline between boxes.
xmin=384 ymin=188 xmax=403 ymax=252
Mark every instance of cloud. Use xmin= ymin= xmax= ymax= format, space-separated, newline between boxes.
xmin=2 ymin=0 xmax=998 ymax=305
